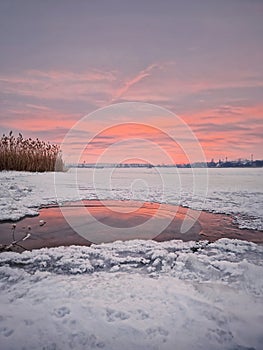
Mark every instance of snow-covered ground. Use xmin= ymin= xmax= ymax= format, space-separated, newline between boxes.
xmin=1 ymin=168 xmax=263 ymax=349
xmin=0 ymin=167 xmax=263 ymax=230
xmin=0 ymin=239 xmax=262 ymax=350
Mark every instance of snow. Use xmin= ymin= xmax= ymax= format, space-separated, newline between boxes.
xmin=1 ymin=167 xmax=263 ymax=230
xmin=1 ymin=168 xmax=263 ymax=349
xmin=0 ymin=239 xmax=262 ymax=350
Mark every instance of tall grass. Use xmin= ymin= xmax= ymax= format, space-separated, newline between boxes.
xmin=0 ymin=131 xmax=64 ymax=172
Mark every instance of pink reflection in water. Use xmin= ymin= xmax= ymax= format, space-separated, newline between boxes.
xmin=0 ymin=200 xmax=262 ymax=252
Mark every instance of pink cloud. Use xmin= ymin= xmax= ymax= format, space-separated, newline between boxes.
xmin=1 ymin=63 xmax=262 ymax=163
xmin=0 ymin=69 xmax=117 ymax=104
xmin=112 ymin=63 xmax=164 ymax=102
xmin=1 ymin=107 xmax=79 ymax=134
xmin=1 ymin=63 xmax=262 ymax=111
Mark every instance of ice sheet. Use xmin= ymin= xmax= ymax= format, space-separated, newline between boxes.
xmin=1 ymin=168 xmax=262 ymax=230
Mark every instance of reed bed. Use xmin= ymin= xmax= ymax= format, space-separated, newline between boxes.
xmin=0 ymin=131 xmax=64 ymax=172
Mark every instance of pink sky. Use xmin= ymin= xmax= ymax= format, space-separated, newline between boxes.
xmin=0 ymin=1 xmax=262 ymax=164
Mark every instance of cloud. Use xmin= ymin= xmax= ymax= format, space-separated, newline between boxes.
xmin=25 ymin=104 xmax=53 ymax=111
xmin=0 ymin=105 xmax=80 ymax=143
xmin=112 ymin=63 xmax=165 ymax=102
xmin=109 ymin=62 xmax=263 ymax=111
xmin=1 ymin=63 xmax=262 ymax=163
xmin=1 ymin=63 xmax=262 ymax=117
xmin=26 ymin=69 xmax=116 ymax=82
xmin=192 ymin=122 xmax=248 ymax=133
xmin=0 ymin=69 xmax=117 ymax=105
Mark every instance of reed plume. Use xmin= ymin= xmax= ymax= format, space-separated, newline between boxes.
xmin=0 ymin=131 xmax=65 ymax=172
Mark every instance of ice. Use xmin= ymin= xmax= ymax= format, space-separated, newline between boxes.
xmin=0 ymin=239 xmax=262 ymax=349
xmin=1 ymin=168 xmax=263 ymax=230
xmin=1 ymin=168 xmax=263 ymax=349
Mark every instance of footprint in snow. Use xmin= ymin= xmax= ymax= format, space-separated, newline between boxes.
xmin=146 ymin=326 xmax=169 ymax=340
xmin=106 ymin=308 xmax=130 ymax=322
xmin=52 ymin=306 xmax=70 ymax=318
xmin=136 ymin=309 xmax=150 ymax=320
xmin=0 ymin=326 xmax=14 ymax=337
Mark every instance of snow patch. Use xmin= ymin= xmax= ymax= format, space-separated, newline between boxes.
xmin=0 ymin=239 xmax=262 ymax=350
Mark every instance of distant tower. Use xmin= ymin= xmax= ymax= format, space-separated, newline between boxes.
xmin=225 ymin=156 xmax=228 ymax=163
xmin=251 ymin=154 xmax=253 ymax=162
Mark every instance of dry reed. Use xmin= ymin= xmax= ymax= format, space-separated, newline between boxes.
xmin=0 ymin=131 xmax=64 ymax=172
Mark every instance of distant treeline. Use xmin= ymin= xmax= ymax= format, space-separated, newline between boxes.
xmin=205 ymin=159 xmax=263 ymax=168
xmin=0 ymin=131 xmax=64 ymax=172
xmin=175 ymin=159 xmax=263 ymax=168
xmin=73 ymin=159 xmax=263 ymax=169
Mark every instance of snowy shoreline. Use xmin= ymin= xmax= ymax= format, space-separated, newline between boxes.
xmin=1 ymin=168 xmax=263 ymax=230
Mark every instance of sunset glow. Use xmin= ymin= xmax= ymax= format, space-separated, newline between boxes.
xmin=0 ymin=0 xmax=262 ymax=164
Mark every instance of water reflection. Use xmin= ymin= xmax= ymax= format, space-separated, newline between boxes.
xmin=0 ymin=200 xmax=262 ymax=252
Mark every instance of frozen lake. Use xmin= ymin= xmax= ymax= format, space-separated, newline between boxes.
xmin=1 ymin=167 xmax=262 ymax=230
xmin=0 ymin=168 xmax=263 ymax=350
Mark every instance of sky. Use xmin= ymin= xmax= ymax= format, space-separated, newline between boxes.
xmin=0 ymin=0 xmax=262 ymax=164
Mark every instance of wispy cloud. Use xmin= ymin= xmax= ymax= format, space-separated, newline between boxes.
xmin=1 ymin=63 xmax=262 ymax=113
xmin=0 ymin=69 xmax=117 ymax=105
xmin=112 ymin=63 xmax=165 ymax=102
xmin=25 ymin=104 xmax=52 ymax=111
xmin=1 ymin=64 xmax=262 ymax=162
